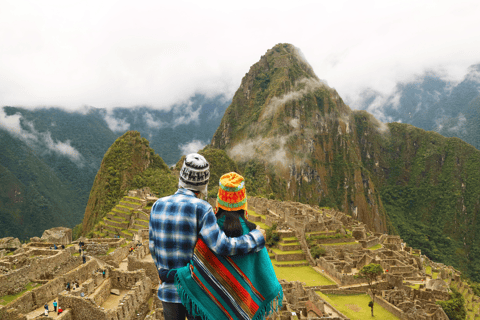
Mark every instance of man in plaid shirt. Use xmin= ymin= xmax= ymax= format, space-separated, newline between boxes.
xmin=149 ymin=153 xmax=265 ymax=320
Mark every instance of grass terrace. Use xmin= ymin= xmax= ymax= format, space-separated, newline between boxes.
xmin=367 ymin=244 xmax=382 ymax=250
xmin=271 ymin=248 xmax=303 ymax=255
xmin=273 ymin=260 xmax=308 ymax=266
xmin=247 ymin=209 xmax=265 ymax=219
xmin=0 ymin=282 xmax=42 ymax=305
xmin=315 ymin=292 xmax=400 ymax=320
xmin=273 ymin=266 xmax=335 ymax=286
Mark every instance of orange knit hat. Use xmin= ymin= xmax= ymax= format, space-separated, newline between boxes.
xmin=216 ymin=172 xmax=247 ymax=212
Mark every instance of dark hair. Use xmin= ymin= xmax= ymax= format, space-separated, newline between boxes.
xmin=216 ymin=207 xmax=257 ymax=238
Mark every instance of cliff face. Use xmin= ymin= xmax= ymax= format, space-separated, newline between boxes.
xmin=81 ymin=131 xmax=170 ymax=234
xmin=354 ymin=112 xmax=480 ymax=279
xmin=211 ymin=43 xmax=388 ymax=233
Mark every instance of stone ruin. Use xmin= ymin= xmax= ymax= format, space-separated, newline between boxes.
xmin=0 ymin=191 xmax=468 ymax=320
xmin=40 ymin=227 xmax=73 ymax=246
xmin=247 ymin=196 xmax=455 ymax=320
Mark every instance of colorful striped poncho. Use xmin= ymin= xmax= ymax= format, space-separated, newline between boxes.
xmin=174 ymin=218 xmax=283 ymax=320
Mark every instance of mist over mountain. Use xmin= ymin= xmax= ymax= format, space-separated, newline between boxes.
xmin=355 ymin=63 xmax=480 ymax=150
xmin=0 ymin=94 xmax=229 ymax=239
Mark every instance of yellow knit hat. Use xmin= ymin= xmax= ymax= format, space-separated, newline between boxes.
xmin=216 ymin=172 xmax=247 ymax=212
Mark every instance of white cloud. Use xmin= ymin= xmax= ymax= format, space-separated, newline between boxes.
xmin=173 ymin=105 xmax=202 ymax=127
xmin=0 ymin=108 xmax=84 ymax=165
xmin=103 ymin=111 xmax=130 ymax=132
xmin=261 ymin=78 xmax=326 ymax=120
xmin=144 ymin=112 xmax=164 ymax=129
xmin=178 ymin=140 xmax=208 ymax=155
xmin=0 ymin=1 xmax=478 ymax=111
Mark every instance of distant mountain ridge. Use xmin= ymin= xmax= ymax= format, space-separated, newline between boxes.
xmin=355 ymin=63 xmax=480 ymax=150
xmin=0 ymin=94 xmax=229 ymax=239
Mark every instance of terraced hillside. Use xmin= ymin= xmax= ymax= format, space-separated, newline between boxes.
xmin=91 ymin=190 xmax=156 ymax=240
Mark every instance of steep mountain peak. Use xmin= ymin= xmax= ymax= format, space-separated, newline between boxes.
xmin=81 ymin=131 xmax=169 ymax=235
xmin=212 ymin=43 xmax=350 ymax=152
xmin=210 ymin=44 xmax=385 ymax=233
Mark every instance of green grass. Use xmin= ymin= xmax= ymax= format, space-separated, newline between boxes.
xmin=406 ymin=283 xmax=421 ymax=289
xmin=282 ymin=236 xmax=297 ymax=241
xmin=367 ymin=244 xmax=382 ymax=250
xmin=106 ymin=247 xmax=115 ymax=255
xmin=273 ymin=260 xmax=308 ymax=265
xmin=255 ymin=221 xmax=270 ymax=230
xmin=0 ymin=282 xmax=42 ymax=305
xmin=321 ymin=242 xmax=358 ymax=246
xmin=278 ymin=242 xmax=300 ymax=246
xmin=271 ymin=248 xmax=303 ymax=255
xmin=273 ymin=266 xmax=335 ymax=286
xmin=315 ymin=292 xmax=400 ymax=320
xmin=247 ymin=209 xmax=265 ymax=219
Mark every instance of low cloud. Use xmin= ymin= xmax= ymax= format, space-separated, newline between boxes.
xmin=103 ymin=111 xmax=130 ymax=132
xmin=178 ymin=139 xmax=208 ymax=155
xmin=173 ymin=104 xmax=202 ymax=127
xmin=261 ymin=78 xmax=326 ymax=120
xmin=0 ymin=108 xmax=84 ymax=166
xmin=228 ymin=135 xmax=289 ymax=167
xmin=144 ymin=112 xmax=164 ymax=129
xmin=447 ymin=113 xmax=467 ymax=134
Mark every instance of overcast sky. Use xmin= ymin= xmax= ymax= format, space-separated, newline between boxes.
xmin=1 ymin=0 xmax=479 ymax=111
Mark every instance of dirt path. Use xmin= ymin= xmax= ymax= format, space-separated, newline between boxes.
xmin=26 ymin=297 xmax=64 ymax=319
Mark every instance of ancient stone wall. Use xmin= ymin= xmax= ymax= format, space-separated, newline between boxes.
xmin=368 ymin=293 xmax=405 ymax=319
xmin=110 ymin=269 xmax=147 ymax=290
xmin=59 ymin=293 xmax=107 ymax=320
xmin=316 ymin=257 xmax=367 ymax=286
xmin=84 ymin=243 xmax=109 ymax=256
xmin=315 ymin=237 xmax=356 ymax=245
xmin=322 ymin=243 xmax=362 ymax=254
xmin=96 ymin=246 xmax=129 ymax=268
xmin=90 ymin=278 xmax=112 ymax=306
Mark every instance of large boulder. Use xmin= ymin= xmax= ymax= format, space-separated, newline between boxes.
xmin=41 ymin=227 xmax=72 ymax=245
xmin=0 ymin=237 xmax=21 ymax=250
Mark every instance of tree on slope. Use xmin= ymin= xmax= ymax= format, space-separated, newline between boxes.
xmin=356 ymin=263 xmax=384 ymax=317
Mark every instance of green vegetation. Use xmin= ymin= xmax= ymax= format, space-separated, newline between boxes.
xmin=368 ymin=244 xmax=382 ymax=250
xmin=273 ymin=266 xmax=335 ymax=286
xmin=316 ymin=292 xmax=400 ymax=320
xmin=266 ymin=223 xmax=280 ymax=247
xmin=310 ymin=245 xmax=327 ymax=259
xmin=0 ymin=282 xmax=42 ymax=305
xmin=437 ymin=287 xmax=467 ymax=320
xmin=355 ymin=263 xmax=384 ymax=317
xmin=81 ymin=131 xmax=176 ymax=236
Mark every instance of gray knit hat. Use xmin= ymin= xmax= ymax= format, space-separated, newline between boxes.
xmin=179 ymin=153 xmax=210 ymax=198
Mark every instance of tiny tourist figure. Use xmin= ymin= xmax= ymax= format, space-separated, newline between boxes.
xmin=53 ymin=300 xmax=57 ymax=312
xmin=82 ymin=255 xmax=86 ymax=264
xmin=44 ymin=303 xmax=49 ymax=316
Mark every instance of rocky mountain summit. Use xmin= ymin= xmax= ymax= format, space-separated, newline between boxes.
xmin=211 ymin=43 xmax=480 ymax=281
xmin=212 ymin=43 xmax=388 ymax=234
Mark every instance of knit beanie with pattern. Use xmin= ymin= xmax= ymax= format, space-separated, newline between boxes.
xmin=216 ymin=172 xmax=247 ymax=212
xmin=179 ymin=153 xmax=210 ymax=198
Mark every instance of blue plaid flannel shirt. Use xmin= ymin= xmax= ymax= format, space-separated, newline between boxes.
xmin=149 ymin=188 xmax=265 ymax=303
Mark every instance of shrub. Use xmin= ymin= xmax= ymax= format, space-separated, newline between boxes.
xmin=311 ymin=245 xmax=326 ymax=259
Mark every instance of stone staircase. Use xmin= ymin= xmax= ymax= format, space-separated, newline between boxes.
xmin=93 ymin=196 xmax=150 ymax=239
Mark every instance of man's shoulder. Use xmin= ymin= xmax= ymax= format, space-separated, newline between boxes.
xmin=153 ymin=192 xmax=212 ymax=210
